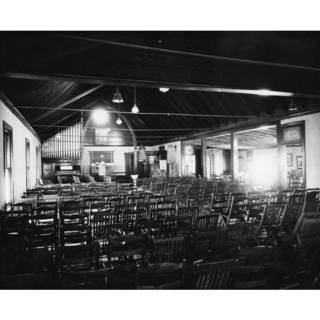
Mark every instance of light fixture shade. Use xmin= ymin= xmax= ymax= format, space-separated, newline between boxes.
xmin=116 ymin=116 xmax=123 ymax=125
xmin=159 ymin=87 xmax=170 ymax=93
xmin=288 ymin=102 xmax=299 ymax=112
xmin=131 ymin=104 xmax=139 ymax=114
xmin=112 ymin=87 xmax=124 ymax=103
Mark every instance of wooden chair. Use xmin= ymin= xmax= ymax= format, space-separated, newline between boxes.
xmin=137 ymin=262 xmax=183 ymax=289
xmin=192 ymin=214 xmax=227 ymax=261
xmin=232 ymin=265 xmax=270 ymax=289
xmin=175 ymin=206 xmax=199 ymax=235
xmin=202 ymin=185 xmax=216 ymax=208
xmin=150 ymin=181 xmax=167 ymax=195
xmin=182 ymin=259 xmax=237 ymax=289
xmin=254 ymin=204 xmax=285 ymax=244
xmin=59 ymin=201 xmax=91 ymax=252
xmin=91 ymin=210 xmax=119 ymax=242
xmin=149 ymin=207 xmax=177 ymax=238
xmin=246 ymin=192 xmax=264 ymax=222
xmin=26 ymin=209 xmax=57 ymax=271
xmin=279 ymin=203 xmax=302 ymax=234
xmin=60 ymin=267 xmax=109 ymax=289
xmin=210 ymin=192 xmax=232 ymax=218
xmin=0 ymin=211 xmax=29 ymax=269
xmin=187 ymin=186 xmax=204 ymax=207
xmin=60 ymin=243 xmax=95 ymax=272
xmin=166 ymin=183 xmax=178 ymax=200
xmin=292 ymin=200 xmax=320 ymax=248
xmin=224 ymin=193 xmax=247 ymax=225
xmin=150 ymin=236 xmax=186 ymax=263
xmin=175 ymin=184 xmax=191 ymax=206
xmin=105 ymin=233 xmax=147 ymax=267
xmin=194 ymin=214 xmax=225 ymax=236
xmin=0 ymin=272 xmax=50 ymax=289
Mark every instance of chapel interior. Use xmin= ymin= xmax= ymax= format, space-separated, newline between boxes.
xmin=1 ymin=31 xmax=320 ymax=289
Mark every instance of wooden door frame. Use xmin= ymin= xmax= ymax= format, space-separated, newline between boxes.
xmin=280 ymin=120 xmax=306 ymax=188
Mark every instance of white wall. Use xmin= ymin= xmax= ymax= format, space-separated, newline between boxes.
xmin=0 ymin=97 xmax=41 ymax=208
xmin=82 ymin=146 xmax=134 ymax=175
xmin=149 ymin=141 xmax=182 ymax=176
xmin=282 ymin=113 xmax=320 ymax=188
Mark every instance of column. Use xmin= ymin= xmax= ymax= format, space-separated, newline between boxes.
xmin=231 ymin=132 xmax=239 ymax=181
xmin=133 ymin=148 xmax=138 ymax=174
xmin=276 ymin=124 xmax=283 ymax=189
xmin=201 ymin=138 xmax=208 ymax=179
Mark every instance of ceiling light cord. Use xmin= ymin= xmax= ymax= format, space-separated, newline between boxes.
xmin=131 ymin=87 xmax=140 ymax=113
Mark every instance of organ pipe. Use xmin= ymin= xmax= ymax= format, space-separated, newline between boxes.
xmin=41 ymin=122 xmax=81 ymax=159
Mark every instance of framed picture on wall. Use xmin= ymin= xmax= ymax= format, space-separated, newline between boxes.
xmin=296 ymin=156 xmax=303 ymax=169
xmin=287 ymin=153 xmax=293 ymax=166
xmin=283 ymin=126 xmax=302 ymax=143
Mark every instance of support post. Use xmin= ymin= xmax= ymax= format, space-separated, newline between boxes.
xmin=276 ymin=124 xmax=283 ymax=189
xmin=231 ymin=132 xmax=239 ymax=181
xmin=80 ymin=113 xmax=85 ymax=174
xmin=133 ymin=148 xmax=139 ymax=174
xmin=201 ymin=138 xmax=208 ymax=179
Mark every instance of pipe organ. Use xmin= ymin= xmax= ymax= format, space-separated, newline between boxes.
xmin=42 ymin=122 xmax=81 ymax=159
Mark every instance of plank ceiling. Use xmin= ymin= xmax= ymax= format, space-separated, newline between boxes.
xmin=1 ymin=32 xmax=320 ymax=145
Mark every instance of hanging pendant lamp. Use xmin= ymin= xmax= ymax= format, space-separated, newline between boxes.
xmin=116 ymin=102 xmax=123 ymax=125
xmin=131 ymin=87 xmax=139 ymax=114
xmin=116 ymin=116 xmax=123 ymax=125
xmin=112 ymin=86 xmax=124 ymax=103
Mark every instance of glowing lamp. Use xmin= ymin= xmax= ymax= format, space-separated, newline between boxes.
xmin=92 ymin=108 xmax=109 ymax=125
xmin=131 ymin=104 xmax=139 ymax=114
xmin=116 ymin=116 xmax=123 ymax=125
xmin=112 ymin=87 xmax=124 ymax=103
xmin=159 ymin=87 xmax=170 ymax=93
xmin=132 ymin=87 xmax=139 ymax=113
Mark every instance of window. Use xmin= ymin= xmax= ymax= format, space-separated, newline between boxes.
xmin=25 ymin=139 xmax=30 ymax=189
xmin=90 ymin=151 xmax=114 ymax=164
xmin=3 ymin=122 xmax=13 ymax=204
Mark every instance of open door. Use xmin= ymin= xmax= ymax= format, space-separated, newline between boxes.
xmin=125 ymin=152 xmax=134 ymax=175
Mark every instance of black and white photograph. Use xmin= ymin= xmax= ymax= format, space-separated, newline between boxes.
xmin=1 ymin=1 xmax=320 ymax=319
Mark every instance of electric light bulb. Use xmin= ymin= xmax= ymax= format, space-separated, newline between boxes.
xmin=116 ymin=117 xmax=122 ymax=125
xmin=159 ymin=87 xmax=170 ymax=93
xmin=131 ymin=104 xmax=139 ymax=114
xmin=92 ymin=108 xmax=109 ymax=125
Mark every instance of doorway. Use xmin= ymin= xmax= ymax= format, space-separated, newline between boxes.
xmin=281 ymin=122 xmax=305 ymax=189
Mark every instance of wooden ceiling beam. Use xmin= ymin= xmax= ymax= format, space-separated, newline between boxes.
xmin=31 ymin=84 xmax=104 ymax=123
xmin=17 ymin=105 xmax=254 ymax=119
xmin=58 ymin=33 xmax=320 ymax=73
xmin=5 ymin=71 xmax=320 ymax=99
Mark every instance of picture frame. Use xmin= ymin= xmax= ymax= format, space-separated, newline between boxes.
xmin=283 ymin=126 xmax=302 ymax=143
xmin=287 ymin=153 xmax=293 ymax=166
xmin=296 ymin=156 xmax=303 ymax=169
